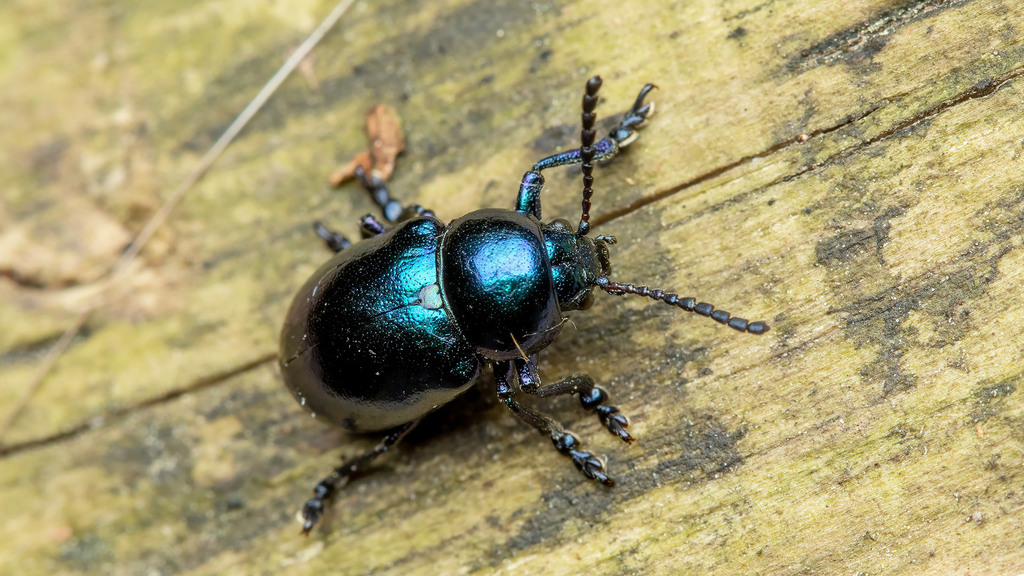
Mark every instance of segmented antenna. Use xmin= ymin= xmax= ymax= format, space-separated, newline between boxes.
xmin=595 ymin=278 xmax=770 ymax=334
xmin=577 ymin=76 xmax=602 ymax=237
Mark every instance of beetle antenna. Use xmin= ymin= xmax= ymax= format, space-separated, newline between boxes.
xmin=594 ymin=277 xmax=770 ymax=334
xmin=577 ymin=76 xmax=602 ymax=237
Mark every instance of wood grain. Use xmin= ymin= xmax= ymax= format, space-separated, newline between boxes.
xmin=1 ymin=0 xmax=1022 ymax=574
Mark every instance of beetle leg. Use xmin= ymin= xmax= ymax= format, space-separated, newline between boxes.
xmin=515 ymin=358 xmax=633 ymax=444
xmin=355 ymin=165 xmax=435 ymax=223
xmin=312 ymin=222 xmax=352 ymax=252
xmin=494 ymin=362 xmax=615 ymax=486
xmin=299 ymin=419 xmax=419 ymax=535
xmin=359 ymin=214 xmax=388 ymax=238
xmin=515 ymin=82 xmax=656 ymax=219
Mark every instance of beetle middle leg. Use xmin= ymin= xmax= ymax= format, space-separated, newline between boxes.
xmin=299 ymin=419 xmax=419 ymax=534
xmin=494 ymin=361 xmax=615 ymax=486
xmin=515 ymin=357 xmax=633 ymax=444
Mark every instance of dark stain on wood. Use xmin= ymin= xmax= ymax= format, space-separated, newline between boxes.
xmin=786 ymin=0 xmax=976 ymax=73
xmin=969 ymin=377 xmax=1018 ymax=423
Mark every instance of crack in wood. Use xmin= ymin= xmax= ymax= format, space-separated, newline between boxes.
xmin=780 ymin=66 xmax=1024 ymax=183
xmin=592 ymin=103 xmax=883 ymax=228
xmin=596 ymin=64 xmax=1024 ymax=230
xmin=0 ymin=352 xmax=276 ymax=458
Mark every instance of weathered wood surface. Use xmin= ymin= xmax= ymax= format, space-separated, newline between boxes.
xmin=2 ymin=0 xmax=1023 ymax=573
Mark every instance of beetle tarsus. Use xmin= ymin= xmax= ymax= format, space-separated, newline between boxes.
xmin=313 ymin=222 xmax=352 ymax=252
xmin=552 ymin=431 xmax=615 ymax=486
xmin=617 ymin=83 xmax=657 ymax=140
xmin=300 ymin=481 xmax=334 ymax=535
xmin=593 ymin=404 xmax=634 ymax=444
xmin=354 ymin=165 xmax=435 ymax=223
xmin=516 ymin=363 xmax=635 ymax=444
xmin=297 ymin=420 xmax=419 ymax=534
xmin=359 ymin=214 xmax=388 ymax=237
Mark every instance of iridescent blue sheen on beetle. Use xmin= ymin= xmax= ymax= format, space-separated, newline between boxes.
xmin=280 ymin=76 xmax=769 ymax=534
xmin=281 ymin=216 xmax=481 ymax=432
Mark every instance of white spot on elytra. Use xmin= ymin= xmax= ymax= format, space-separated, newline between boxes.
xmin=418 ymin=283 xmax=443 ymax=309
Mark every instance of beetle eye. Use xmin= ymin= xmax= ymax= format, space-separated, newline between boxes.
xmin=549 ymin=218 xmax=572 ymax=232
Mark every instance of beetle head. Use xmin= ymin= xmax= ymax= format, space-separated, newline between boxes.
xmin=543 ymin=218 xmax=613 ymax=311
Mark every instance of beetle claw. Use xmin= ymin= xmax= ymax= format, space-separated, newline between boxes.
xmin=582 ymin=389 xmax=635 ymax=444
xmin=569 ymin=449 xmax=615 ymax=486
xmin=598 ymin=408 xmax=634 ymax=444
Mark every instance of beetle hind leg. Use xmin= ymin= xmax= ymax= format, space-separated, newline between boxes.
xmin=355 ymin=166 xmax=435 ymax=223
xmin=313 ymin=222 xmax=351 ymax=252
xmin=515 ymin=359 xmax=633 ymax=444
xmin=298 ymin=419 xmax=419 ymax=534
xmin=494 ymin=362 xmax=615 ymax=486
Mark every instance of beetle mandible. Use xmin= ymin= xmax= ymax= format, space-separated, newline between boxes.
xmin=280 ymin=76 xmax=769 ymax=533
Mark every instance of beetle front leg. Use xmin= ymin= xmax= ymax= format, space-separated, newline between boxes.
xmin=299 ymin=419 xmax=419 ymax=534
xmin=494 ymin=362 xmax=614 ymax=486
xmin=515 ymin=82 xmax=656 ymax=219
xmin=515 ymin=358 xmax=633 ymax=444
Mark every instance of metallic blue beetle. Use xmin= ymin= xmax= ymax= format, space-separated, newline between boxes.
xmin=280 ymin=77 xmax=768 ymax=533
